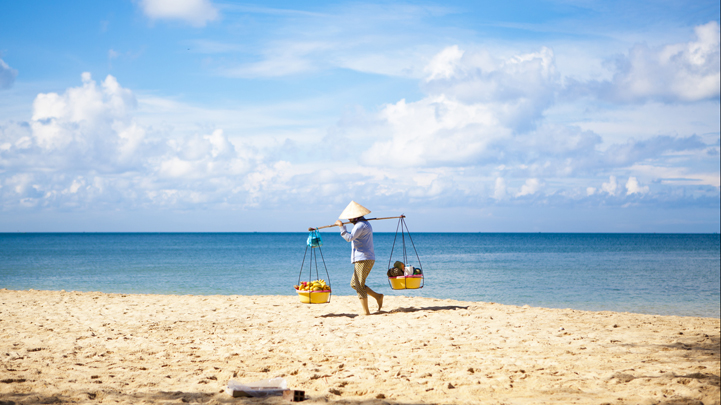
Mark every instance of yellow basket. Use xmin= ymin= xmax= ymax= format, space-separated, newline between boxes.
xmin=389 ymin=275 xmax=423 ymax=290
xmin=296 ymin=290 xmax=331 ymax=304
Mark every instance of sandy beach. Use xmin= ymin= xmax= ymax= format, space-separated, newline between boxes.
xmin=1 ymin=289 xmax=718 ymax=405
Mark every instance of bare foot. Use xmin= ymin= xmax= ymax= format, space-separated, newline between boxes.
xmin=360 ymin=298 xmax=371 ymax=316
xmin=376 ymin=294 xmax=384 ymax=312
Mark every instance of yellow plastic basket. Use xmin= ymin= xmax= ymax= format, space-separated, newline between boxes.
xmin=388 ymin=275 xmax=423 ymax=290
xmin=296 ymin=290 xmax=331 ymax=304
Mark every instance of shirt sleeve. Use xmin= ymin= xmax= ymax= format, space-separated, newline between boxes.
xmin=341 ymin=223 xmax=368 ymax=242
xmin=339 ymin=224 xmax=353 ymax=242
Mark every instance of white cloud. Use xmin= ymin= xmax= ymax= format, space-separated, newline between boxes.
xmin=159 ymin=157 xmax=195 ymax=178
xmin=68 ymin=178 xmax=85 ymax=194
xmin=244 ymin=161 xmax=293 ymax=206
xmin=358 ymin=46 xmax=563 ymax=169
xmin=425 ymin=45 xmax=465 ymax=81
xmin=116 ymin=122 xmax=146 ymax=161
xmin=422 ymin=46 xmax=558 ymax=131
xmin=594 ymin=21 xmax=720 ymax=103
xmin=160 ymin=129 xmax=247 ymax=180
xmin=0 ymin=58 xmax=18 ymax=90
xmin=629 ymin=164 xmax=720 ymax=188
xmin=1 ymin=73 xmax=264 ymax=211
xmin=30 ymin=72 xmax=137 ymax=155
xmin=516 ymin=178 xmax=542 ymax=197
xmin=407 ymin=176 xmax=447 ymax=198
xmin=139 ymin=0 xmax=218 ymax=27
xmin=333 ymin=40 xmax=716 ymax=212
xmin=409 ymin=173 xmax=433 ymax=188
xmin=205 ymin=129 xmax=234 ymax=158
xmin=22 ymin=74 xmax=249 ymax=187
xmin=360 ymin=95 xmax=506 ymax=167
xmin=601 ymin=176 xmax=619 ymax=196
xmin=625 ymin=176 xmax=649 ymax=195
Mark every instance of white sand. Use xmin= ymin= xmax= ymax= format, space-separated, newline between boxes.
xmin=1 ymin=289 xmax=718 ymax=404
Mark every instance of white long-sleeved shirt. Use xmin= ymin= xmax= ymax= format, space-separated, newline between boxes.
xmin=339 ymin=220 xmax=375 ymax=263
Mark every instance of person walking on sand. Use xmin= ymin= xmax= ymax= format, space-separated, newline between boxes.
xmin=334 ymin=201 xmax=384 ymax=316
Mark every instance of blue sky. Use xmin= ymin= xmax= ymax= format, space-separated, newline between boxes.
xmin=0 ymin=0 xmax=719 ymax=232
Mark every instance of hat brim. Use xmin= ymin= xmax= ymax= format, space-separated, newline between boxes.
xmin=339 ymin=201 xmax=371 ymax=219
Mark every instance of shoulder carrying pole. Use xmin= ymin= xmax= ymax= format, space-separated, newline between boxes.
xmin=308 ymin=215 xmax=405 ymax=231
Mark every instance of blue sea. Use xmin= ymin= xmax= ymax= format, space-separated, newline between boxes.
xmin=1 ymin=232 xmax=719 ymax=318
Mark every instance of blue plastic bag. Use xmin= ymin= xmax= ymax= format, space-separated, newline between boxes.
xmin=307 ymin=230 xmax=323 ymax=248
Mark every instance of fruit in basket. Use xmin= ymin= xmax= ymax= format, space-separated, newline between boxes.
xmin=295 ymin=279 xmax=330 ymax=292
xmin=387 ymin=267 xmax=403 ymax=277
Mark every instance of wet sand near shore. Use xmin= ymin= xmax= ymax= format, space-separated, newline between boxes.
xmin=1 ymin=289 xmax=719 ymax=405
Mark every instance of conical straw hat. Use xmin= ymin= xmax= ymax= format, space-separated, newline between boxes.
xmin=339 ymin=201 xmax=371 ymax=219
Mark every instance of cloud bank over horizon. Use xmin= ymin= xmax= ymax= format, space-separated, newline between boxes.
xmin=0 ymin=1 xmax=718 ymax=232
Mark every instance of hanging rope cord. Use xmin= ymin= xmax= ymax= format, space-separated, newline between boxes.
xmin=298 ymin=241 xmax=310 ymax=285
xmin=297 ymin=229 xmax=332 ymax=302
xmin=316 ymin=245 xmax=329 ymax=285
xmin=386 ymin=216 xmax=423 ymax=273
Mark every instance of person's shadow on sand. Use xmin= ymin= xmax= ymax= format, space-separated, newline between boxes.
xmin=319 ymin=305 xmax=468 ymax=318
